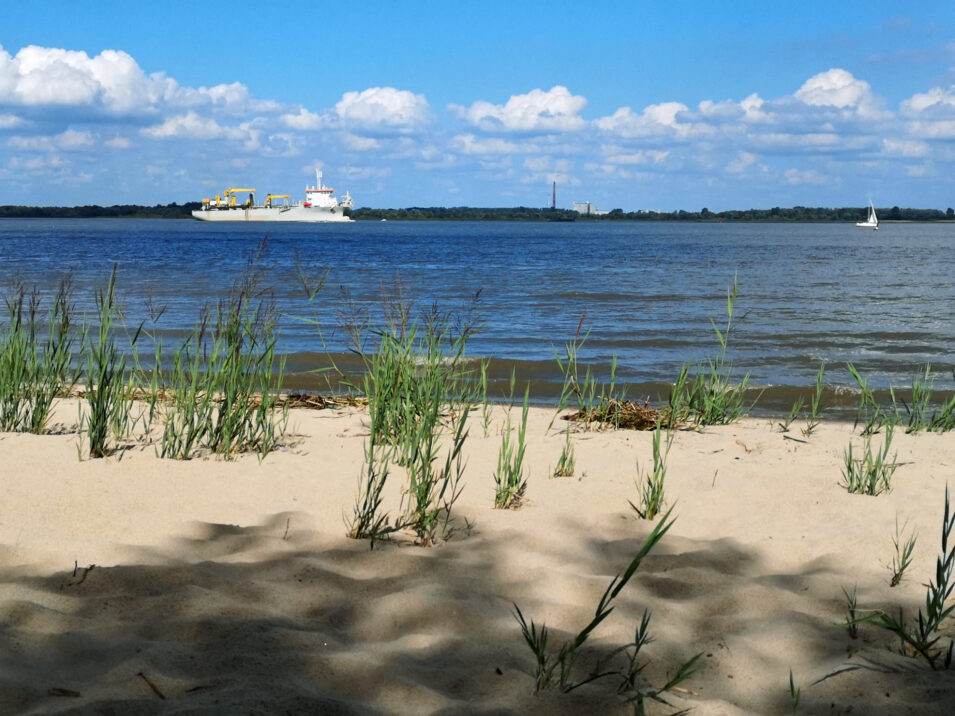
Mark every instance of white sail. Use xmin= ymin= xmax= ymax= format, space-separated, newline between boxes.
xmin=855 ymin=201 xmax=879 ymax=229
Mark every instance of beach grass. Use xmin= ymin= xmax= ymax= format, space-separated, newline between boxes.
xmin=848 ymin=362 xmax=955 ymax=436
xmin=802 ymin=363 xmax=825 ymax=437
xmin=494 ymin=378 xmax=529 ymax=508
xmin=513 ymin=506 xmax=701 ymax=704
xmin=666 ymin=276 xmax=755 ymax=427
xmin=345 ymin=299 xmax=477 ymax=545
xmin=0 ymin=277 xmax=77 ymax=434
xmin=778 ymin=395 xmax=803 ymax=433
xmin=847 ymin=362 xmax=889 ymax=435
xmin=348 ymin=401 xmax=394 ymax=544
xmin=159 ymin=283 xmax=288 ymax=460
xmin=865 ymin=486 xmax=955 ymax=669
xmin=841 ymin=424 xmax=898 ymax=496
xmin=890 ymin=517 xmax=918 ymax=587
xmin=552 ymin=427 xmax=575 ymax=478
xmin=552 ymin=315 xmax=640 ymax=431
xmin=842 ymin=585 xmax=860 ymax=639
xmin=630 ymin=423 xmax=673 ymax=521
xmin=81 ymin=267 xmax=136 ymax=458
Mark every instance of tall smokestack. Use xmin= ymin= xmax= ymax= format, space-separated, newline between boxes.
xmin=552 ymin=181 xmax=556 ymax=209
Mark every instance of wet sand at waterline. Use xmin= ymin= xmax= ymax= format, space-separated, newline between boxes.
xmin=2 ymin=401 xmax=954 ymax=714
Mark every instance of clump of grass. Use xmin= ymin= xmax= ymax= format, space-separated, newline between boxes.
xmin=842 ymin=585 xmax=859 ymax=639
xmin=398 ymin=387 xmax=470 ymax=544
xmin=362 ymin=306 xmax=476 ymax=451
xmin=778 ymin=395 xmax=803 ymax=433
xmin=788 ymin=669 xmax=801 ymax=714
xmin=552 ymin=429 xmax=575 ymax=478
xmin=479 ymin=359 xmax=493 ymax=437
xmin=894 ymin=364 xmax=955 ymax=434
xmin=347 ymin=400 xmax=395 ymax=545
xmin=81 ymin=267 xmax=137 ymax=458
xmin=666 ymin=275 xmax=756 ymax=427
xmin=349 ymin=353 xmax=471 ymax=548
xmin=847 ymin=363 xmax=896 ymax=436
xmin=131 ymin=334 xmax=164 ymax=433
xmin=160 ymin=320 xmax=212 ymax=459
xmin=160 ymin=280 xmax=288 ymax=460
xmin=348 ymin=296 xmax=476 ymax=545
xmin=552 ymin=317 xmax=669 ymax=433
xmin=513 ymin=508 xmax=701 ymax=704
xmin=208 ymin=298 xmax=287 ymax=459
xmin=927 ymin=385 xmax=955 ymax=433
xmin=865 ymin=485 xmax=955 ymax=669
xmin=0 ymin=278 xmax=77 ymax=434
xmin=495 ymin=378 xmax=528 ymax=508
xmin=630 ymin=424 xmax=673 ymax=521
xmin=904 ymin=364 xmax=933 ymax=433
xmin=630 ymin=627 xmax=701 ymax=714
xmin=841 ymin=424 xmax=897 ymax=496
xmin=553 ymin=314 xmax=600 ymax=420
xmin=552 ymin=315 xmax=632 ymax=430
xmin=890 ymin=517 xmax=918 ymax=587
xmin=801 ymin=363 xmax=825 ymax=437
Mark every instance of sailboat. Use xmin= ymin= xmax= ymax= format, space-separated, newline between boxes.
xmin=856 ymin=201 xmax=879 ymax=230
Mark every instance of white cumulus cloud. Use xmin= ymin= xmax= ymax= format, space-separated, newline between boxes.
xmin=343 ymin=133 xmax=381 ymax=151
xmin=452 ymin=86 xmax=587 ymax=132
xmin=794 ymin=69 xmax=880 ymax=115
xmin=0 ymin=113 xmax=24 ymax=129
xmin=784 ymin=168 xmax=828 ymax=185
xmin=8 ymin=153 xmax=69 ymax=171
xmin=726 ymin=151 xmax=760 ymax=174
xmin=281 ymin=107 xmax=328 ymax=130
xmin=57 ymin=129 xmax=95 ymax=149
xmin=594 ymin=102 xmax=696 ymax=138
xmin=452 ymin=133 xmax=533 ymax=155
xmin=739 ymin=93 xmax=773 ymax=122
xmin=882 ymin=138 xmax=929 ymax=157
xmin=600 ymin=146 xmax=669 ymax=164
xmin=105 ymin=136 xmax=131 ymax=149
xmin=905 ymin=119 xmax=955 ymax=139
xmin=0 ymin=44 xmax=279 ymax=116
xmin=335 ymin=87 xmax=431 ymax=129
xmin=140 ymin=111 xmax=252 ymax=143
xmin=7 ymin=128 xmax=94 ymax=151
xmin=901 ymin=86 xmax=955 ymax=113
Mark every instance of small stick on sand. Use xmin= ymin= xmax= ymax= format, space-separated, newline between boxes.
xmin=137 ymin=672 xmax=166 ymax=700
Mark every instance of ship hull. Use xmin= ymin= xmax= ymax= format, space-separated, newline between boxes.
xmin=191 ymin=206 xmax=353 ymax=223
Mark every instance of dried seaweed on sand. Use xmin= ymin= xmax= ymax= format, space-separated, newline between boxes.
xmin=564 ymin=398 xmax=663 ymax=430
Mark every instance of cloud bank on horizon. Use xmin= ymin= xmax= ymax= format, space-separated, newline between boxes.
xmin=1 ymin=42 xmax=954 ymax=210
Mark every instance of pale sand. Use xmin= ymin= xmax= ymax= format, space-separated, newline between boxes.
xmin=2 ymin=401 xmax=955 ymax=714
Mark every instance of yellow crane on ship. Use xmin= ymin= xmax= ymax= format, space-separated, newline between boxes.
xmin=264 ymin=194 xmax=290 ymax=209
xmin=223 ymin=187 xmax=256 ymax=208
xmin=201 ymin=189 xmax=256 ymax=208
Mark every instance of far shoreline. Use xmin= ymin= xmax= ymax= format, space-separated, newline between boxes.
xmin=2 ymin=204 xmax=954 ymax=223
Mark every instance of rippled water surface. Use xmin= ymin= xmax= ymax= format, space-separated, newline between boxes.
xmin=1 ymin=218 xmax=953 ymax=407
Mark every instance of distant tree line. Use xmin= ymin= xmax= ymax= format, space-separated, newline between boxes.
xmin=351 ymin=205 xmax=955 ymax=222
xmin=0 ymin=202 xmax=201 ymax=219
xmin=2 ymin=203 xmax=953 ymax=222
xmin=350 ymin=206 xmax=580 ymax=221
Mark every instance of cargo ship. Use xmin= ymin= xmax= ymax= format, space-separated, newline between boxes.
xmin=192 ymin=169 xmax=354 ymax=222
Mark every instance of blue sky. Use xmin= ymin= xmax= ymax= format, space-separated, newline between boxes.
xmin=1 ymin=1 xmax=954 ymax=210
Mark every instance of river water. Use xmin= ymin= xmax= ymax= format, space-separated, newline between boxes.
xmin=1 ymin=218 xmax=952 ymax=412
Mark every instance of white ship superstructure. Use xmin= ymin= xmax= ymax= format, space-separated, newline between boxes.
xmin=192 ymin=169 xmax=354 ymax=222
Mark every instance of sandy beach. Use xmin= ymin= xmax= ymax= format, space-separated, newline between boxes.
xmin=2 ymin=400 xmax=955 ymax=714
